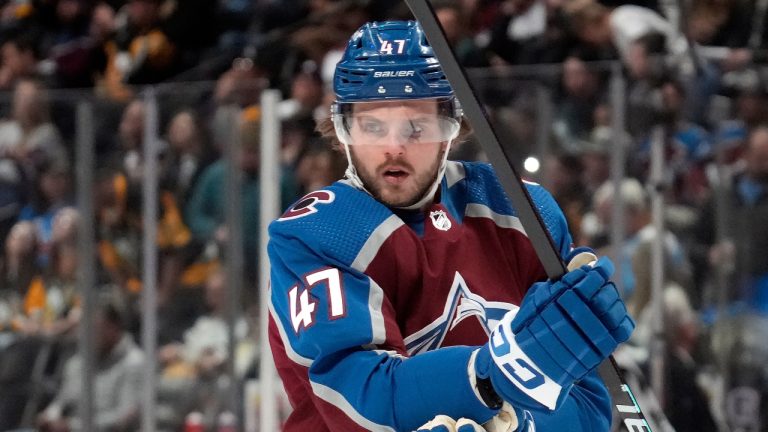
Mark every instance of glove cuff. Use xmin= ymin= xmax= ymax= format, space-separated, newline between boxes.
xmin=487 ymin=316 xmax=566 ymax=411
xmin=469 ymin=349 xmax=503 ymax=410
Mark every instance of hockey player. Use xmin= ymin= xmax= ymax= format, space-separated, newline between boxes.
xmin=267 ymin=20 xmax=635 ymax=432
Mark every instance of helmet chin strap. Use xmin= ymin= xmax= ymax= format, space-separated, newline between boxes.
xmin=342 ymin=140 xmax=453 ymax=211
xmin=341 ymin=143 xmax=367 ymax=192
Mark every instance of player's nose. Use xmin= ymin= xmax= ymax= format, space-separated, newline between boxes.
xmin=380 ymin=132 xmax=407 ymax=152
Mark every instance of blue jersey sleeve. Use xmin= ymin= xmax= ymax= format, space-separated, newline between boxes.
xmin=525 ymin=369 xmax=611 ymax=431
xmin=525 ymin=181 xmax=574 ymax=259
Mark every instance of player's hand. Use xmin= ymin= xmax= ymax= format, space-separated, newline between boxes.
xmin=416 ymin=415 xmax=484 ymax=432
xmin=415 ymin=403 xmax=520 ymax=432
xmin=482 ymin=402 xmax=519 ymax=432
xmin=472 ymin=254 xmax=634 ymax=411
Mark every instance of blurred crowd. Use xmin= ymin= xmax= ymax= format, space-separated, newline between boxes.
xmin=0 ymin=0 xmax=765 ymax=431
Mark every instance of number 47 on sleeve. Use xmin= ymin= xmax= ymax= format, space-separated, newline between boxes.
xmin=289 ymin=268 xmax=347 ymax=333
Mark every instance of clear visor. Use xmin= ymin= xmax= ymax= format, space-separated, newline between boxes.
xmin=332 ymin=99 xmax=460 ymax=146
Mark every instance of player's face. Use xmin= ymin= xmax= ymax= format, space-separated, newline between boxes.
xmin=346 ymin=100 xmax=448 ymax=208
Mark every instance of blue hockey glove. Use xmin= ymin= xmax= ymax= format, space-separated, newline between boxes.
xmin=472 ymin=255 xmax=634 ymax=412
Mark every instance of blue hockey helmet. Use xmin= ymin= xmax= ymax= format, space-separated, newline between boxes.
xmin=333 ymin=20 xmax=456 ymax=105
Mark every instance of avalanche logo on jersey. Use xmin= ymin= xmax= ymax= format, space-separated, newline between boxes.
xmin=279 ymin=191 xmax=335 ymax=221
xmin=404 ymin=272 xmax=517 ymax=355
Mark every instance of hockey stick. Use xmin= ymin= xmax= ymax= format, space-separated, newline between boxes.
xmin=403 ymin=1 xmax=651 ymax=430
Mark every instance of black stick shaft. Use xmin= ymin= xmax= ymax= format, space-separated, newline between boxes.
xmin=404 ymin=0 xmax=652 ymax=429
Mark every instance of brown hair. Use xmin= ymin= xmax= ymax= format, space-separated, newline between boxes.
xmin=564 ymin=0 xmax=609 ymax=34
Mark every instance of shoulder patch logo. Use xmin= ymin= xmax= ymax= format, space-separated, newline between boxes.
xmin=279 ymin=191 xmax=335 ymax=221
xmin=429 ymin=209 xmax=452 ymax=231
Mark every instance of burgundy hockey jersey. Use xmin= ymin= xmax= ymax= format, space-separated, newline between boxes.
xmin=268 ymin=161 xmax=611 ymax=431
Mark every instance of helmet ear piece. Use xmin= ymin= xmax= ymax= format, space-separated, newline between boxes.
xmin=331 ymin=109 xmax=352 ymax=146
xmin=330 ymin=101 xmax=352 ymax=145
xmin=453 ymin=99 xmax=463 ymax=119
xmin=436 ymin=97 xmax=462 ymax=121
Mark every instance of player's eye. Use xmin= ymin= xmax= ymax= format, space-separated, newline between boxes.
xmin=359 ymin=119 xmax=386 ymax=137
xmin=402 ymin=121 xmax=423 ymax=141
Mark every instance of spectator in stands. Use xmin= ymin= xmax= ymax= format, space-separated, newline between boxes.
xmin=0 ymin=220 xmax=38 ymax=294
xmin=160 ymin=0 xmax=217 ymax=73
xmin=625 ymin=33 xmax=667 ymax=138
xmin=215 ymin=0 xmax=254 ymax=50
xmin=98 ymin=100 xmax=164 ymax=299
xmin=212 ymin=57 xmax=267 ymax=110
xmin=719 ymin=0 xmax=768 ymax=73
xmin=97 ymin=135 xmax=194 ymax=314
xmin=0 ymin=220 xmax=45 ymax=430
xmin=565 ymin=0 xmax=679 ymax=64
xmin=552 ymin=54 xmax=604 ymax=150
xmin=107 ymin=98 xmax=167 ymax=189
xmin=485 ymin=0 xmax=572 ymax=65
xmin=0 ymin=0 xmax=35 ymax=33
xmin=43 ymin=209 xmax=80 ymax=334
xmin=293 ymin=141 xmax=346 ymax=194
xmin=36 ymin=0 xmax=94 ymax=56
xmin=115 ymin=98 xmax=144 ymax=181
xmin=160 ymin=268 xmax=251 ymax=378
xmin=0 ymin=209 xmax=77 ymax=430
xmin=289 ymin=1 xmax=369 ymax=68
xmin=93 ymin=168 xmax=142 ymax=296
xmin=90 ymin=2 xmax=116 ymax=41
xmin=0 ymin=32 xmax=41 ymax=90
xmin=582 ymin=104 xmax=622 ymax=195
xmin=713 ymin=84 xmax=768 ymax=166
xmin=11 ymin=207 xmax=80 ymax=340
xmin=184 ymin=108 xmax=299 ymax=279
xmin=688 ymin=0 xmax=752 ymax=48
xmin=100 ymin=0 xmax=176 ymax=101
xmin=0 ymin=222 xmax=36 ymax=432
xmin=0 ymin=78 xmax=67 ymax=176
xmin=587 ymin=178 xmax=693 ymax=316
xmin=38 ymin=297 xmax=145 ymax=432
xmin=709 ymin=307 xmax=768 ymax=430
xmin=541 ymin=152 xmax=590 ymax=245
xmin=161 ymin=109 xmax=216 ymax=203
xmin=635 ymin=78 xmax=713 ymax=206
xmin=280 ymin=116 xmax=316 ymax=178
xmin=278 ymin=67 xmax=324 ymax=122
xmin=0 ymin=156 xmax=25 ymax=245
xmin=283 ymin=1 xmax=369 ymax=90
xmin=157 ymin=267 xmax=255 ymax=431
xmin=565 ymin=2 xmax=717 ymax=127
xmin=156 ymin=109 xmax=215 ymax=304
xmin=433 ymin=0 xmax=488 ymax=67
xmin=632 ymin=285 xmax=718 ymax=432
xmin=42 ymin=0 xmax=114 ymax=88
xmin=275 ymin=69 xmax=326 ymax=195
xmin=698 ymin=126 xmax=768 ymax=309
xmin=17 ymin=159 xmax=72 ymax=271
xmin=734 ymin=125 xmax=768 ymax=212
